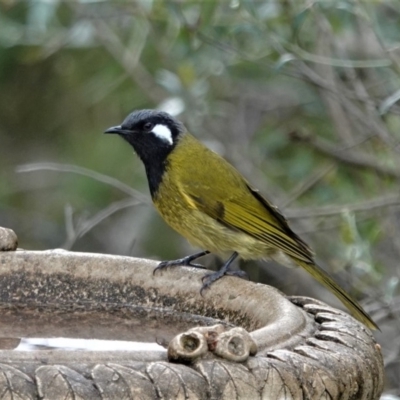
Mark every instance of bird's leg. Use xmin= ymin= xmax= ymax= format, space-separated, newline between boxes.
xmin=200 ymin=252 xmax=248 ymax=295
xmin=154 ymin=250 xmax=210 ymax=275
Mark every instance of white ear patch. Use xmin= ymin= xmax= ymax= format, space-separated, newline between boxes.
xmin=151 ymin=124 xmax=173 ymax=145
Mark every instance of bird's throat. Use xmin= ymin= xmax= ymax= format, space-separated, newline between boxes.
xmin=145 ymin=159 xmax=168 ymax=199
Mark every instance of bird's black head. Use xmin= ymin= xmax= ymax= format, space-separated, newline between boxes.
xmin=105 ymin=109 xmax=185 ymax=160
xmin=104 ymin=109 xmax=185 ymax=196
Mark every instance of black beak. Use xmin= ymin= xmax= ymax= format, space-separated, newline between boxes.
xmin=104 ymin=125 xmax=129 ymax=135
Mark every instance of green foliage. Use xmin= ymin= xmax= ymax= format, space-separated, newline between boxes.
xmin=1 ymin=0 xmax=400 ymax=390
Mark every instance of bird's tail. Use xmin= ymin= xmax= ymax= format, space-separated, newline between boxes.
xmin=293 ymin=258 xmax=378 ymax=330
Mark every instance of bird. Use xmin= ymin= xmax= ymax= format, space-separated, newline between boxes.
xmin=104 ymin=109 xmax=378 ymax=330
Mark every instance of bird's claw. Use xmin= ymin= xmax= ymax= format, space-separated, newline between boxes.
xmin=200 ymin=277 xmax=214 ymax=297
xmin=200 ymin=271 xmax=223 ymax=296
xmin=153 ymin=258 xmax=206 ymax=276
xmin=225 ymin=270 xmax=249 ymax=279
xmin=200 ymin=269 xmax=248 ymax=296
xmin=153 ymin=261 xmax=170 ymax=275
xmin=187 ymin=262 xmax=207 ymax=269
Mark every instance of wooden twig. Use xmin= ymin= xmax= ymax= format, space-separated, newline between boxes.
xmin=289 ymin=131 xmax=400 ymax=180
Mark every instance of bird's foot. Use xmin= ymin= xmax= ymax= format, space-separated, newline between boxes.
xmin=200 ymin=269 xmax=248 ymax=295
xmin=153 ymin=251 xmax=209 ymax=275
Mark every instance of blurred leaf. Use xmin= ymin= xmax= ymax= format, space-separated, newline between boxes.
xmin=384 ymin=276 xmax=399 ymax=302
xmin=177 ymin=62 xmax=196 ymax=87
xmin=274 ymin=53 xmax=296 ymax=70
xmin=156 ymin=69 xmax=182 ymax=93
xmin=0 ymin=4 xmax=399 ymax=377
xmin=379 ymin=88 xmax=400 ymax=115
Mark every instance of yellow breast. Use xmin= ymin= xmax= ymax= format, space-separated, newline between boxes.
xmin=152 ymin=134 xmax=275 ymax=259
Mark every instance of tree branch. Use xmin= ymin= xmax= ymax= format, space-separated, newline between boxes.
xmin=286 ymin=193 xmax=400 ymax=219
xmin=289 ymin=131 xmax=400 ymax=180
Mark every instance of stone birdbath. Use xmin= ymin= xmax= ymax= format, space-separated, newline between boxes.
xmin=0 ymin=227 xmax=384 ymax=399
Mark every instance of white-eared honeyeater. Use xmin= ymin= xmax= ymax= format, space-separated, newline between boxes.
xmin=105 ymin=109 xmax=377 ymax=330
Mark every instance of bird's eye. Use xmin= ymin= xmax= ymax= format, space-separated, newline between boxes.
xmin=143 ymin=122 xmax=154 ymax=132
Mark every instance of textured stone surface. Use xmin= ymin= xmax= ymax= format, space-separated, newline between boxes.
xmin=0 ymin=247 xmax=384 ymax=399
xmin=0 ymin=227 xmax=18 ymax=251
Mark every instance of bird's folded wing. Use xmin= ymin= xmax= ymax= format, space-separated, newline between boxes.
xmin=183 ymin=184 xmax=314 ymax=263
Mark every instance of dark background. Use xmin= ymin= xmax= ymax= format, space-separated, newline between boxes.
xmin=0 ymin=1 xmax=399 ymax=395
